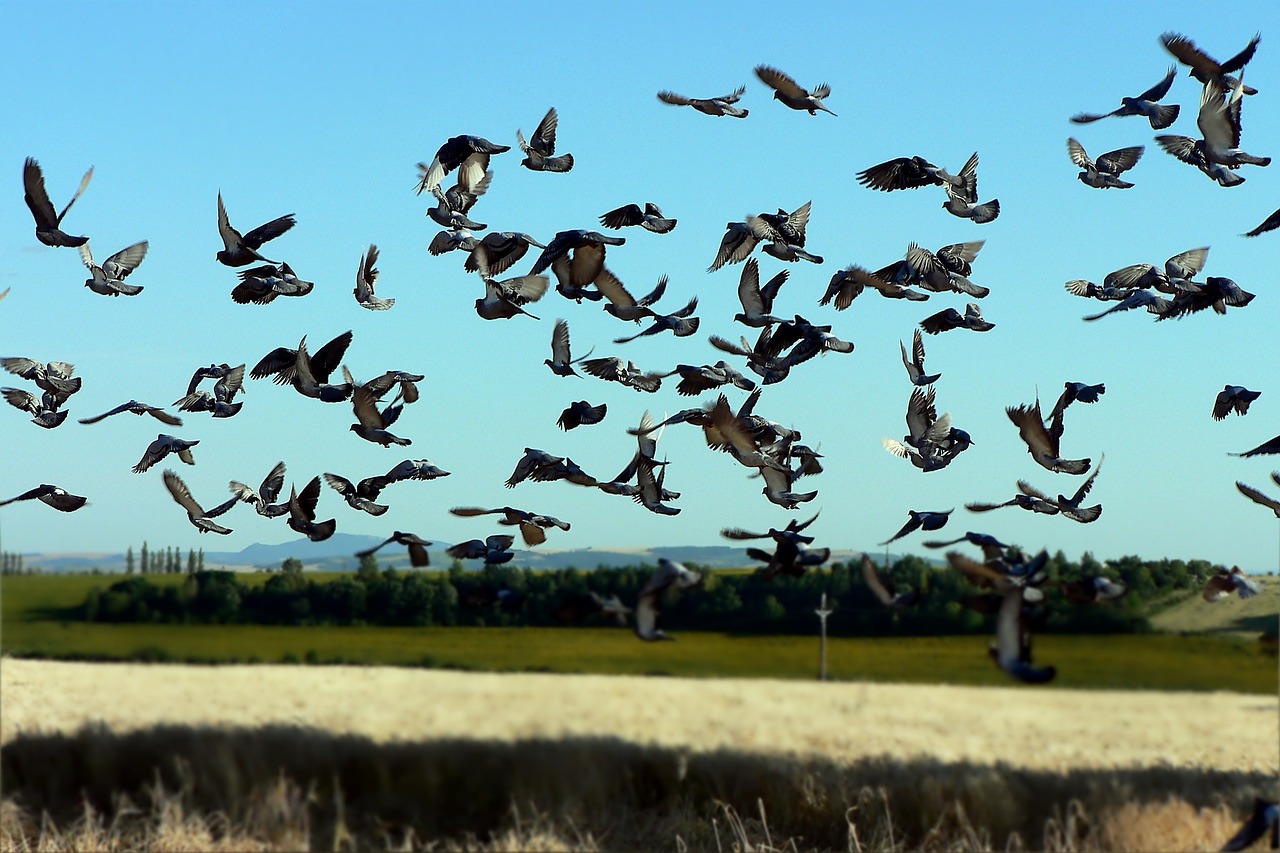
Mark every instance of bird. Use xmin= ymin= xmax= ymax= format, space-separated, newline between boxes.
xmin=634 ymin=558 xmax=702 ymax=641
xmin=416 ymin=134 xmax=510 ymax=196
xmin=991 ymin=587 xmax=1056 ymax=684
xmin=0 ymin=484 xmax=88 ymax=512
xmin=819 ymin=264 xmax=927 ymax=309
xmin=230 ymin=262 xmax=314 ymax=304
xmin=943 ymin=176 xmax=1000 ymax=223
xmin=581 ymin=356 xmax=665 ymax=393
xmin=427 ymin=168 xmax=491 ymax=231
xmin=449 ymin=505 xmax=570 ymax=546
xmin=287 ymin=476 xmax=337 ymax=542
xmin=1236 ymin=476 xmax=1280 ymax=518
xmin=1070 ymin=66 xmax=1180 ymax=129
xmin=920 ymin=302 xmax=994 ymax=335
xmin=132 ymin=434 xmax=198 ymax=474
xmin=215 ymin=192 xmax=295 ymax=266
xmin=599 ymin=202 xmax=677 ymax=234
xmin=353 ymin=244 xmax=394 ymax=310
xmin=1155 ymin=277 xmax=1256 ymax=321
xmin=1006 ymin=398 xmax=1091 ymax=474
xmin=517 ymin=107 xmax=574 ymax=172
xmin=1202 ymin=566 xmax=1261 ymax=601
xmin=879 ymin=509 xmax=953 ymax=546
xmin=860 ymin=555 xmax=920 ymax=609
xmin=856 ymin=152 xmax=978 ymax=194
xmin=902 ymin=241 xmax=990 ymax=297
xmin=553 ymin=591 xmax=632 ymax=625
xmin=1067 ymin=138 xmax=1143 ymax=189
xmin=23 ymin=157 xmax=92 ymax=247
xmin=611 ymin=295 xmax=699 ymax=344
xmin=656 ymin=85 xmax=748 ymax=117
xmin=251 ymin=331 xmax=353 ymax=402
xmin=528 ymin=229 xmax=625 ymax=289
xmin=355 ymin=370 xmax=424 ymax=405
xmin=734 ymin=259 xmax=789 ymax=326
xmin=381 ymin=458 xmax=451 ymax=483
xmin=1 ymin=357 xmax=80 ymax=399
xmin=1233 ymin=435 xmax=1280 ymax=458
xmin=754 ymin=65 xmax=835 ymax=115
xmin=446 ymin=534 xmax=516 ymax=565
xmin=174 ymin=363 xmax=245 ymax=418
xmin=1244 ymin=207 xmax=1280 ymax=237
xmin=463 ymin=231 xmax=546 ymax=278
xmin=79 ymin=240 xmax=148 ymax=296
xmin=924 ymin=532 xmax=1009 ymax=561
xmin=1155 ymin=78 xmax=1270 ymax=186
xmin=1161 ymin=31 xmax=1260 ymax=93
xmin=163 ymin=469 xmax=237 ymax=535
xmin=1058 ymin=575 xmax=1128 ymax=605
xmin=228 ymin=461 xmax=290 ymax=517
xmin=350 ymin=386 xmax=411 ymax=446
xmin=707 ymin=221 xmax=760 ymax=272
xmin=1220 ymin=798 xmax=1279 ymax=852
xmin=558 ymin=400 xmax=607 ymax=431
xmin=1 ymin=388 xmax=69 ymax=429
xmin=1047 ymin=382 xmax=1106 ymax=423
xmin=1051 ymin=456 xmax=1105 ymax=523
xmin=594 ymin=269 xmax=668 ymax=322
xmin=322 ymin=472 xmax=389 ymax=515
xmin=78 ymin=400 xmax=182 ymax=426
xmin=965 ymin=484 xmax=1061 ymax=516
xmin=356 ymin=532 xmax=433 ymax=567
xmin=746 ymin=201 xmax=820 ymax=264
xmin=901 ymin=329 xmax=941 ymax=386
xmin=661 ymin=362 xmax=755 ymax=397
xmin=544 ymin=318 xmax=593 ymax=377
xmin=1214 ymin=386 xmax=1261 ymax=420
xmin=1081 ymin=289 xmax=1172 ymax=321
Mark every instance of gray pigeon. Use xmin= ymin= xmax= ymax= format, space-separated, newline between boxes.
xmin=0 ymin=484 xmax=88 ymax=512
xmin=80 ymin=240 xmax=147 ymax=296
xmin=163 ymin=469 xmax=237 ymax=535
xmin=754 ymin=65 xmax=835 ymax=115
xmin=354 ymin=244 xmax=394 ymax=310
xmin=1070 ymin=66 xmax=1181 ymax=128
xmin=517 ymin=107 xmax=574 ymax=172
xmin=599 ymin=202 xmax=676 ymax=233
xmin=1067 ymin=138 xmax=1143 ymax=189
xmin=416 ymin=134 xmax=510 ymax=196
xmin=216 ymin=192 xmax=295 ymax=267
xmin=133 ymin=434 xmax=199 ymax=474
xmin=1213 ymin=385 xmax=1261 ymax=420
xmin=23 ymin=157 xmax=92 ymax=247
xmin=657 ymin=85 xmax=748 ymax=118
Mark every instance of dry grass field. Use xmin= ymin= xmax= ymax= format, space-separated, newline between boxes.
xmin=2 ymin=658 xmax=1277 ymax=851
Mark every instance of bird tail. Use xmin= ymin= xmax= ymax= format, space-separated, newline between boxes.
xmin=1148 ymin=103 xmax=1180 ymax=130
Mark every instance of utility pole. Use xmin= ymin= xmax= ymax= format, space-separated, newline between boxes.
xmin=815 ymin=592 xmax=833 ymax=681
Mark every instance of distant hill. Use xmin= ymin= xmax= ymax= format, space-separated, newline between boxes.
xmin=1150 ymin=576 xmax=1279 ymax=637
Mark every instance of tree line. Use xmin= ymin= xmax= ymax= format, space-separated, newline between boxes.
xmin=75 ymin=550 xmax=1217 ymax=635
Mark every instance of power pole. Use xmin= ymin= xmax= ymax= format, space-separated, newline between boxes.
xmin=815 ymin=592 xmax=833 ymax=681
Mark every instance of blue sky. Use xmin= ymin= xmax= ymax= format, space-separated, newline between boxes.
xmin=2 ymin=2 xmax=1277 ymax=571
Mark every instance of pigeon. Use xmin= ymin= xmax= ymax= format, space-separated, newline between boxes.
xmin=1161 ymin=32 xmax=1260 ymax=94
xmin=553 ymin=591 xmax=632 ymax=625
xmin=416 ymin=135 xmax=510 ymax=196
xmin=78 ymin=400 xmax=182 ymax=426
xmin=1220 ymin=798 xmax=1279 ymax=852
xmin=903 ymin=242 xmax=989 ymax=297
xmin=746 ymin=201 xmax=820 ymax=264
xmin=819 ymin=264 xmax=927 ymax=309
xmin=856 ymin=152 xmax=977 ymax=194
xmin=1052 ymin=456 xmax=1105 ymax=523
xmin=734 ymin=259 xmax=789 ymax=326
xmin=215 ymin=192 xmax=295 ymax=267
xmin=943 ymin=177 xmax=1000 ymax=223
xmin=1156 ymin=78 xmax=1270 ymax=185
xmin=132 ymin=434 xmax=198 ymax=474
xmin=428 ymin=168 xmax=491 ymax=231
xmin=251 ymin=331 xmax=353 ymax=402
xmin=79 ymin=240 xmax=148 ymax=296
xmin=188 ymin=363 xmax=237 ymax=399
xmin=1202 ymin=566 xmax=1261 ymax=601
xmin=382 ymin=459 xmax=451 ymax=483
xmin=163 ymin=469 xmax=237 ymax=535
xmin=355 ymin=370 xmax=424 ymax=405
xmin=599 ymin=202 xmax=676 ymax=233
xmin=924 ymin=532 xmax=1009 ymax=561
xmin=634 ymin=558 xmax=702 ymax=641
xmin=1064 ymin=280 xmax=1132 ymax=302
xmin=475 ymin=273 xmax=548 ymax=320
xmin=175 ymin=363 xmax=245 ymax=418
xmin=350 ymin=386 xmax=411 ymax=446
xmin=1067 ymin=138 xmax=1143 ymax=189
xmin=558 ymin=400 xmax=607 ymax=431
xmin=1 ymin=357 xmax=80 ymax=399
xmin=230 ymin=262 xmax=314 ymax=304
xmin=1233 ymin=435 xmax=1280 ymax=458
xmin=1 ymin=388 xmax=68 ymax=429
xmin=1214 ymin=385 xmax=1261 ymax=420
xmin=228 ymin=461 xmax=290 ymax=517
xmin=353 ymin=244 xmax=394 ymax=310
xmin=901 ymin=328 xmax=941 ymax=386
xmin=449 ymin=505 xmax=570 ymax=546
xmin=427 ymin=226 xmax=478 ymax=257
xmin=356 ymin=531 xmax=433 ymax=567
xmin=23 ymin=157 xmax=92 ymax=247
xmin=662 ymin=362 xmax=755 ymax=397
xmin=1244 ymin=207 xmax=1280 ymax=237
xmin=707 ymin=221 xmax=760 ymax=272
xmin=594 ymin=269 xmax=667 ymax=322
xmin=991 ymin=587 xmax=1056 ymax=684
xmin=0 ymin=484 xmax=88 ymax=512
xmin=1236 ymin=476 xmax=1280 ymax=518
xmin=1006 ymin=398 xmax=1091 ymax=474
xmin=287 ymin=476 xmax=337 ymax=542
xmin=656 ymin=85 xmax=748 ymax=117
xmin=581 ymin=356 xmax=665 ymax=393
xmin=1156 ymin=277 xmax=1255 ymax=321
xmin=1058 ymin=575 xmax=1128 ymax=605
xmin=1070 ymin=66 xmax=1181 ymax=129
xmin=920 ymin=302 xmax=994 ymax=334
xmin=545 ymin=318 xmax=594 ymax=377
xmin=965 ymin=484 xmax=1062 ymax=516
xmin=860 ymin=555 xmax=920 ymax=609
xmin=612 ymin=295 xmax=699 ymax=344
xmin=528 ymin=229 xmax=625 ymax=288
xmin=322 ymin=472 xmax=389 ymax=515
xmin=446 ymin=534 xmax=516 ymax=564
xmin=754 ymin=65 xmax=835 ymax=115
xmin=517 ymin=107 xmax=574 ymax=172
xmin=463 ymin=231 xmax=546 ymax=278
xmin=1047 ymin=382 xmax=1106 ymax=423
xmin=879 ymin=509 xmax=953 ymax=545
xmin=1081 ymin=289 xmax=1172 ymax=321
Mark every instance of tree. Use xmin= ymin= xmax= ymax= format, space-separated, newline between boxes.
xmin=197 ymin=549 xmax=205 ymax=572
xmin=357 ymin=553 xmax=380 ymax=582
xmin=187 ymin=549 xmax=197 ymax=575
xmin=140 ymin=542 xmax=150 ymax=575
xmin=126 ymin=546 xmax=135 ymax=575
xmin=281 ymin=557 xmax=303 ymax=575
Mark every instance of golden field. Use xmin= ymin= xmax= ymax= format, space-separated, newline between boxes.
xmin=2 ymin=657 xmax=1278 ymax=851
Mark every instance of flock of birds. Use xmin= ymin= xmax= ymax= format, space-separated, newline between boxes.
xmin=4 ymin=41 xmax=1278 ymax=689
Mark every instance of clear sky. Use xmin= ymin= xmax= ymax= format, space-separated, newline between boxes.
xmin=2 ymin=2 xmax=1277 ymax=571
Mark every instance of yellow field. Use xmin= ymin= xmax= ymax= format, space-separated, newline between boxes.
xmin=1150 ymin=576 xmax=1280 ymax=636
xmin=2 ymin=658 xmax=1277 ymax=851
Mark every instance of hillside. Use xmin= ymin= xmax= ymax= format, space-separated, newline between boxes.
xmin=1150 ymin=576 xmax=1279 ymax=637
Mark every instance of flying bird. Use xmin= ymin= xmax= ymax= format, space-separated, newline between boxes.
xmin=1047 ymin=381 xmax=1105 ymax=423
xmin=1236 ymin=475 xmax=1280 ymax=518
xmin=860 ymin=554 xmax=920 ymax=609
xmin=353 ymin=244 xmax=394 ymax=310
xmin=175 ymin=363 xmax=245 ymax=418
xmin=1244 ymin=207 xmax=1280 ymax=237
xmin=1006 ymin=398 xmax=1091 ymax=474
xmin=1067 ymin=138 xmax=1143 ymax=189
xmin=132 ymin=434 xmax=198 ymax=474
xmin=558 ymin=400 xmax=607 ymax=431
xmin=545 ymin=318 xmax=594 ymax=377
xmin=901 ymin=328 xmax=941 ymax=386
xmin=287 ymin=476 xmax=337 ymax=542
xmin=634 ymin=558 xmax=702 ymax=641
xmin=449 ymin=505 xmax=570 ymax=546
xmin=230 ymin=262 xmax=314 ymax=304
xmin=1220 ymin=798 xmax=1279 ymax=852
xmin=215 ymin=192 xmax=295 ymax=267
xmin=581 ymin=356 xmax=665 ymax=393
xmin=163 ymin=469 xmax=237 ymax=534
xmin=1070 ymin=66 xmax=1180 ymax=129
xmin=23 ymin=157 xmax=92 ymax=247
xmin=734 ymin=259 xmax=789 ymax=326
xmin=78 ymin=400 xmax=181 ymax=426
xmin=79 ymin=240 xmax=148 ymax=296
xmin=322 ymin=472 xmax=389 ymax=515
xmin=251 ymin=330 xmax=353 ymax=402
xmin=350 ymin=386 xmax=411 ymax=446
xmin=1202 ymin=566 xmax=1261 ymax=601
xmin=446 ymin=534 xmax=516 ymax=564
xmin=356 ymin=531 xmax=432 ymax=567
xmin=228 ymin=461 xmax=289 ymax=517
xmin=0 ymin=484 xmax=88 ymax=512
xmin=1233 ymin=434 xmax=1280 ymax=458
xmin=1214 ymin=385 xmax=1261 ymax=420
xmin=1161 ymin=31 xmax=1260 ymax=93
xmin=754 ymin=65 xmax=835 ymax=115
xmin=517 ymin=107 xmax=574 ymax=172
xmin=920 ymin=302 xmax=994 ymax=335
xmin=1 ymin=388 xmax=68 ymax=429
xmin=599 ymin=202 xmax=676 ymax=233
xmin=656 ymin=85 xmax=748 ymax=117
xmin=528 ymin=229 xmax=625 ymax=289
xmin=416 ymin=134 xmax=510 ymax=196
xmin=991 ymin=587 xmax=1057 ymax=684
xmin=879 ymin=509 xmax=953 ymax=545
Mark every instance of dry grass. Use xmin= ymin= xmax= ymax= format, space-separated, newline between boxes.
xmin=2 ymin=658 xmax=1276 ymax=851
xmin=1150 ymin=576 xmax=1280 ymax=637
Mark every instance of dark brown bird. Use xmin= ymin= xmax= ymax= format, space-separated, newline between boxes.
xmin=287 ymin=476 xmax=337 ymax=542
xmin=23 ymin=157 xmax=92 ymax=247
xmin=0 ymin=484 xmax=88 ymax=512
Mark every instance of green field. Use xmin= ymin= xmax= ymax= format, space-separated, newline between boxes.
xmin=2 ymin=573 xmax=1276 ymax=693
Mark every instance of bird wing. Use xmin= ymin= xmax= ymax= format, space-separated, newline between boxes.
xmin=241 ymin=213 xmax=297 ymax=250
xmin=656 ymin=90 xmax=692 ymax=106
xmin=1237 ymin=481 xmax=1280 ymax=514
xmin=22 ymin=158 xmax=59 ymax=228
xmin=1096 ymin=146 xmax=1144 ymax=175
xmin=163 ymin=469 xmax=204 ymax=516
xmin=1138 ymin=66 xmax=1178 ymax=101
xmin=754 ymin=65 xmax=804 ymax=98
xmin=310 ymin=331 xmax=354 ymax=383
xmin=102 ymin=241 xmax=149 ymax=277
xmin=1066 ymin=137 xmax=1093 ymax=169
xmin=531 ymin=107 xmax=559 ymax=154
